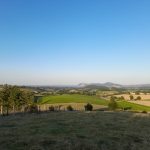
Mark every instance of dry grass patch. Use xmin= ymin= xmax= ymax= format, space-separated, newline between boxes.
xmin=115 ymin=94 xmax=150 ymax=100
xmin=38 ymin=103 xmax=107 ymax=111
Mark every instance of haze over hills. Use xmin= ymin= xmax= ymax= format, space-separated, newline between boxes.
xmin=78 ymin=82 xmax=150 ymax=89
xmin=1 ymin=82 xmax=150 ymax=89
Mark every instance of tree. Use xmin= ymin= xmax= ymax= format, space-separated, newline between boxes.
xmin=135 ymin=91 xmax=140 ymax=95
xmin=84 ymin=103 xmax=93 ymax=111
xmin=67 ymin=105 xmax=73 ymax=111
xmin=136 ymin=96 xmax=141 ymax=100
xmin=1 ymin=85 xmax=11 ymax=115
xmin=120 ymin=96 xmax=125 ymax=100
xmin=9 ymin=86 xmax=21 ymax=113
xmin=110 ymin=96 xmax=117 ymax=101
xmin=108 ymin=99 xmax=118 ymax=110
xmin=0 ymin=91 xmax=3 ymax=115
xmin=0 ymin=85 xmax=34 ymax=115
xmin=19 ymin=90 xmax=34 ymax=112
xmin=129 ymin=95 xmax=134 ymax=100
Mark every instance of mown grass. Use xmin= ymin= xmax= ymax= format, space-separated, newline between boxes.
xmin=0 ymin=112 xmax=150 ymax=150
xmin=38 ymin=94 xmax=109 ymax=106
xmin=39 ymin=94 xmax=150 ymax=111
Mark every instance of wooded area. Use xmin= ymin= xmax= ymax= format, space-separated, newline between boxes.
xmin=0 ymin=85 xmax=33 ymax=115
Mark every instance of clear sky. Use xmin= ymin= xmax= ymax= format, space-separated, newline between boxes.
xmin=0 ymin=0 xmax=150 ymax=85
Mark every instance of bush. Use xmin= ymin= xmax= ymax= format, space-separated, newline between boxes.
xmin=110 ymin=96 xmax=117 ymax=101
xmin=120 ymin=96 xmax=125 ymax=100
xmin=142 ymin=110 xmax=147 ymax=114
xmin=130 ymin=95 xmax=134 ymax=100
xmin=136 ymin=96 xmax=141 ymax=100
xmin=49 ymin=106 xmax=55 ymax=111
xmin=123 ymin=107 xmax=132 ymax=111
xmin=25 ymin=104 xmax=38 ymax=113
xmin=108 ymin=99 xmax=118 ymax=110
xmin=84 ymin=103 xmax=93 ymax=111
xmin=67 ymin=105 xmax=73 ymax=111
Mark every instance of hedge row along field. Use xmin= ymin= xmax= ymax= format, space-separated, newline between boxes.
xmin=38 ymin=94 xmax=150 ymax=111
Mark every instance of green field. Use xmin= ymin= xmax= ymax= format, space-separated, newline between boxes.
xmin=0 ymin=112 xmax=150 ymax=150
xmin=117 ymin=101 xmax=150 ymax=111
xmin=38 ymin=94 xmax=108 ymax=105
xmin=39 ymin=94 xmax=150 ymax=111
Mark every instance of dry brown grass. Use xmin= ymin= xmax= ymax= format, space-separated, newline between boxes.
xmin=115 ymin=94 xmax=150 ymax=100
xmin=38 ymin=103 xmax=107 ymax=111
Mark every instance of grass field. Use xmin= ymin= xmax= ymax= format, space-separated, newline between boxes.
xmin=0 ymin=112 xmax=150 ymax=150
xmin=39 ymin=94 xmax=150 ymax=111
xmin=117 ymin=101 xmax=150 ymax=111
xmin=38 ymin=94 xmax=108 ymax=105
xmin=129 ymin=100 xmax=150 ymax=107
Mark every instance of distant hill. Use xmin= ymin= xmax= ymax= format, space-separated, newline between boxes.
xmin=78 ymin=82 xmax=122 ymax=89
xmin=78 ymin=82 xmax=150 ymax=89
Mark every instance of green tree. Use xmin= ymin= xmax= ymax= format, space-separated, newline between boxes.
xmin=136 ymin=96 xmax=141 ymax=100
xmin=67 ymin=105 xmax=73 ymax=111
xmin=120 ymin=96 xmax=125 ymax=100
xmin=9 ymin=86 xmax=21 ymax=113
xmin=0 ymin=85 xmax=34 ymax=115
xmin=108 ymin=99 xmax=118 ymax=110
xmin=84 ymin=103 xmax=93 ymax=111
xmin=19 ymin=90 xmax=34 ymax=112
xmin=1 ymin=85 xmax=11 ymax=115
xmin=129 ymin=95 xmax=134 ymax=100
xmin=0 ymin=91 xmax=3 ymax=115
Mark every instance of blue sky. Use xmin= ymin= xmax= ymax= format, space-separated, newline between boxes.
xmin=0 ymin=0 xmax=150 ymax=85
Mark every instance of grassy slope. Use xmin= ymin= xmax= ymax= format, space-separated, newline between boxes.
xmin=0 ymin=112 xmax=150 ymax=150
xmin=117 ymin=101 xmax=150 ymax=111
xmin=39 ymin=94 xmax=150 ymax=111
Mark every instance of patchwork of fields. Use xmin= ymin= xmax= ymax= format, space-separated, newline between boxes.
xmin=38 ymin=94 xmax=150 ymax=112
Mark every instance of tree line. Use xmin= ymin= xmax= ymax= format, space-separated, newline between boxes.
xmin=0 ymin=85 xmax=34 ymax=115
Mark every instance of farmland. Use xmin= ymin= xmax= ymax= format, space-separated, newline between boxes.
xmin=38 ymin=94 xmax=108 ymax=105
xmin=115 ymin=94 xmax=150 ymax=100
xmin=38 ymin=94 xmax=150 ymax=112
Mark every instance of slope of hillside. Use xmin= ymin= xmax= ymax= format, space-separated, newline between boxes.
xmin=0 ymin=112 xmax=150 ymax=150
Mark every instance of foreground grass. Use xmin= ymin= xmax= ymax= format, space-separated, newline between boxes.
xmin=0 ymin=112 xmax=150 ymax=150
xmin=39 ymin=94 xmax=150 ymax=111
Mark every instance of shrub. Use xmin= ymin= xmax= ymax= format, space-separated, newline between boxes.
xmin=84 ymin=103 xmax=93 ymax=111
xmin=120 ymin=96 xmax=125 ymax=100
xmin=67 ymin=105 xmax=73 ymax=111
xmin=49 ymin=106 xmax=55 ymax=111
xmin=110 ymin=96 xmax=117 ymax=101
xmin=123 ymin=107 xmax=132 ymax=111
xmin=25 ymin=104 xmax=38 ymax=113
xmin=136 ymin=96 xmax=141 ymax=100
xmin=108 ymin=99 xmax=118 ymax=110
xmin=130 ymin=95 xmax=134 ymax=100
xmin=142 ymin=110 xmax=147 ymax=114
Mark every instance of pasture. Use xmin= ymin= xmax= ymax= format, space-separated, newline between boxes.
xmin=0 ymin=112 xmax=150 ymax=150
